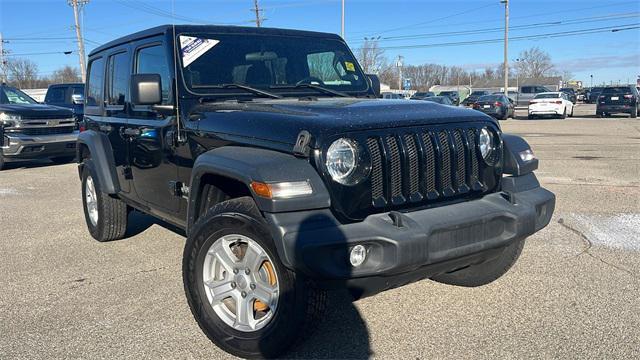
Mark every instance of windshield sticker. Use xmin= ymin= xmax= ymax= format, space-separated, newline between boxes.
xmin=344 ymin=61 xmax=356 ymax=72
xmin=180 ymin=36 xmax=219 ymax=67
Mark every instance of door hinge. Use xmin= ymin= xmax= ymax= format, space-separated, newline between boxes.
xmin=169 ymin=181 xmax=190 ymax=199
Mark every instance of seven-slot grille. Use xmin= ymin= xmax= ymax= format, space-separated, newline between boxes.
xmin=366 ymin=127 xmax=486 ymax=208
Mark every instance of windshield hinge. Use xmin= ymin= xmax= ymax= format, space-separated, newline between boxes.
xmin=293 ymin=130 xmax=312 ymax=158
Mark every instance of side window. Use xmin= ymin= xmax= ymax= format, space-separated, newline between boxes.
xmin=136 ymin=45 xmax=171 ymax=104
xmin=521 ymin=86 xmax=531 ymax=94
xmin=106 ymin=52 xmax=130 ymax=108
xmin=45 ymin=87 xmax=65 ymax=104
xmin=86 ymin=57 xmax=104 ymax=107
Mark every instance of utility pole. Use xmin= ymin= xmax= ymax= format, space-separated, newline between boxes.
xmin=252 ymin=0 xmax=263 ymax=27
xmin=0 ymin=32 xmax=6 ymax=84
xmin=341 ymin=0 xmax=345 ymax=39
xmin=501 ymin=0 xmax=509 ymax=96
xmin=396 ymin=55 xmax=404 ymax=91
xmin=68 ymin=0 xmax=89 ymax=82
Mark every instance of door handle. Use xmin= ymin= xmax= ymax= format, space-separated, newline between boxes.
xmin=122 ymin=128 xmax=141 ymax=137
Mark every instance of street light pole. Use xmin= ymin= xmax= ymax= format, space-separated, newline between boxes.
xmin=501 ymin=0 xmax=509 ymax=97
xmin=341 ymin=0 xmax=345 ymax=39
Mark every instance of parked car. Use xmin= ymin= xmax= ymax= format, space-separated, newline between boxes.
xmin=410 ymin=91 xmax=435 ymax=100
xmin=44 ymin=83 xmax=85 ymax=125
xmin=423 ymin=95 xmax=453 ymax=105
xmin=515 ymin=85 xmax=551 ymax=107
xmin=461 ymin=90 xmax=490 ymax=107
xmin=438 ymin=90 xmax=460 ymax=105
xmin=596 ymin=86 xmax=639 ymax=118
xmin=587 ymin=86 xmax=604 ymax=104
xmin=528 ymin=92 xmax=574 ymax=119
xmin=77 ymin=25 xmax=554 ymax=359
xmin=472 ymin=94 xmax=514 ymax=120
xmin=558 ymin=88 xmax=577 ymax=104
xmin=0 ymin=84 xmax=77 ymax=170
xmin=382 ymin=92 xmax=404 ymax=99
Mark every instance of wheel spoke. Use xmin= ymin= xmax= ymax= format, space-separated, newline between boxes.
xmin=210 ymin=245 xmax=237 ymax=272
xmin=242 ymin=243 xmax=266 ymax=272
xmin=253 ymin=282 xmax=277 ymax=308
xmin=204 ymin=279 xmax=236 ymax=304
xmin=234 ymin=295 xmax=255 ymax=329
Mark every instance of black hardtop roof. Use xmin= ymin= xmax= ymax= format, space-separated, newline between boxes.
xmin=89 ymin=25 xmax=342 ymax=57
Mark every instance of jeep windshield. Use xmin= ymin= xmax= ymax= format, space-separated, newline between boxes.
xmin=178 ymin=33 xmax=369 ymax=97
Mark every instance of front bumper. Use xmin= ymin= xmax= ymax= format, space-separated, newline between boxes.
xmin=266 ymin=173 xmax=554 ymax=297
xmin=1 ymin=131 xmax=78 ymax=160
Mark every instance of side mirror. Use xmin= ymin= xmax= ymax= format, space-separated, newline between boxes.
xmin=131 ymin=74 xmax=162 ymax=105
xmin=71 ymin=93 xmax=84 ymax=105
xmin=367 ymin=74 xmax=381 ymax=97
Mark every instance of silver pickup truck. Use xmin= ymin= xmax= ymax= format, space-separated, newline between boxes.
xmin=0 ymin=84 xmax=77 ymax=170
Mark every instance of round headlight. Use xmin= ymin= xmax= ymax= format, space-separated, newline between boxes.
xmin=478 ymin=127 xmax=495 ymax=161
xmin=326 ymin=138 xmax=358 ymax=184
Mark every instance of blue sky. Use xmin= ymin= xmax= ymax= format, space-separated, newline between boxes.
xmin=1 ymin=0 xmax=639 ymax=85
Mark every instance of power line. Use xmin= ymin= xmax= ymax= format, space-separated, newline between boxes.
xmin=112 ymin=0 xmax=247 ymax=25
xmin=5 ymin=51 xmax=75 ymax=56
xmin=351 ymin=12 xmax=639 ymax=43
xmin=352 ymin=0 xmax=634 ymax=40
xmin=350 ymin=2 xmax=498 ymax=37
xmin=365 ymin=23 xmax=640 ymax=51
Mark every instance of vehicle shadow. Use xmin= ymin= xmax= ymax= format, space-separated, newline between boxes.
xmin=271 ymin=213 xmax=372 ymax=359
xmin=0 ymin=158 xmax=68 ymax=171
xmin=125 ymin=210 xmax=185 ymax=238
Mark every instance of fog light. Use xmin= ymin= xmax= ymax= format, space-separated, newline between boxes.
xmin=519 ymin=149 xmax=535 ymax=162
xmin=349 ymin=245 xmax=367 ymax=267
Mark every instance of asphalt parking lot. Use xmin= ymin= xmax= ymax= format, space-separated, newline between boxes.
xmin=1 ymin=104 xmax=639 ymax=359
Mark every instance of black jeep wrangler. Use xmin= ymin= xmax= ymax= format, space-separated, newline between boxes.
xmin=77 ymin=25 xmax=555 ymax=358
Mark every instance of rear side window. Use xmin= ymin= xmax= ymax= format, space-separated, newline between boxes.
xmin=106 ymin=52 xmax=130 ymax=107
xmin=45 ymin=87 xmax=65 ymax=103
xmin=136 ymin=45 xmax=171 ymax=104
xmin=86 ymin=58 xmax=104 ymax=106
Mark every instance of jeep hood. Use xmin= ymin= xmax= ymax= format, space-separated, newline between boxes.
xmin=194 ymin=98 xmax=496 ymax=150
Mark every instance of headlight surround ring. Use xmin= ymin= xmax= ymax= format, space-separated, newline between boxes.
xmin=325 ymin=138 xmax=370 ymax=186
xmin=478 ymin=127 xmax=499 ymax=165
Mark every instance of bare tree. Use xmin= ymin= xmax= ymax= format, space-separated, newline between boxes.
xmin=51 ymin=65 xmax=81 ymax=84
xmin=516 ymin=47 xmax=554 ymax=80
xmin=357 ymin=39 xmax=387 ymax=74
xmin=6 ymin=58 xmax=40 ymax=88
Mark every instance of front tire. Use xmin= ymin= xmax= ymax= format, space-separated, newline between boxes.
xmin=431 ymin=238 xmax=525 ymax=287
xmin=81 ymin=164 xmax=128 ymax=242
xmin=183 ymin=197 xmax=326 ymax=359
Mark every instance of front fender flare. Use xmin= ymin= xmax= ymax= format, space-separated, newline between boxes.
xmin=502 ymin=133 xmax=539 ymax=176
xmin=76 ymin=130 xmax=120 ymax=194
xmin=188 ymin=146 xmax=331 ymax=229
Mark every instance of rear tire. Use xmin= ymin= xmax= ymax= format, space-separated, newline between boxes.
xmin=0 ymin=153 xmax=5 ymax=171
xmin=631 ymin=108 xmax=638 ymax=118
xmin=81 ymin=163 xmax=128 ymax=242
xmin=569 ymin=105 xmax=574 ymax=117
xmin=183 ymin=197 xmax=326 ymax=359
xmin=528 ymin=114 xmax=535 ymax=120
xmin=431 ymin=238 xmax=525 ymax=287
xmin=559 ymin=107 xmax=567 ymax=119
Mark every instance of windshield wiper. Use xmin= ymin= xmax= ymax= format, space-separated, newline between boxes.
xmin=270 ymin=83 xmax=351 ymax=98
xmin=204 ymin=83 xmax=282 ymax=99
